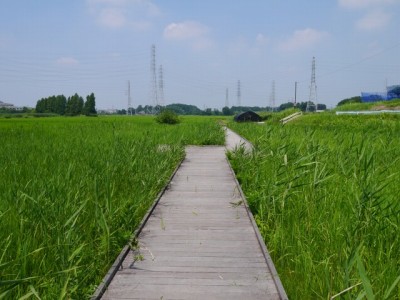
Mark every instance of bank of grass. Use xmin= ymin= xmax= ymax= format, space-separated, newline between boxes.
xmin=335 ymin=99 xmax=400 ymax=112
xmin=0 ymin=116 xmax=224 ymax=299
xmin=228 ymin=114 xmax=400 ymax=299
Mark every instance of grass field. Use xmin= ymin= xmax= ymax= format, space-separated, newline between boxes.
xmin=0 ymin=116 xmax=225 ymax=299
xmin=228 ymin=113 xmax=400 ymax=299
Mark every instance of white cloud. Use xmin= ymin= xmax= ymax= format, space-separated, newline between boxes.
xmin=56 ymin=57 xmax=79 ymax=66
xmin=164 ymin=21 xmax=209 ymax=40
xmin=163 ymin=21 xmax=213 ymax=50
xmin=87 ymin=0 xmax=161 ymax=30
xmin=356 ymin=9 xmax=392 ymax=30
xmin=98 ymin=8 xmax=126 ymax=28
xmin=338 ymin=0 xmax=398 ymax=9
xmin=256 ymin=33 xmax=269 ymax=46
xmin=88 ymin=0 xmax=128 ymax=5
xmin=279 ymin=28 xmax=328 ymax=51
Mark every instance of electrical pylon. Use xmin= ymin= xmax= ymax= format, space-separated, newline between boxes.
xmin=158 ymin=64 xmax=165 ymax=107
xmin=269 ymin=80 xmax=275 ymax=111
xmin=150 ymin=44 xmax=159 ymax=114
xmin=237 ymin=80 xmax=241 ymax=107
xmin=127 ymin=80 xmax=132 ymax=115
xmin=225 ymin=88 xmax=229 ymax=107
xmin=307 ymin=57 xmax=317 ymax=112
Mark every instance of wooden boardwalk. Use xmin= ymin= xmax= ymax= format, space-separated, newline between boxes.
xmin=95 ymin=131 xmax=287 ymax=299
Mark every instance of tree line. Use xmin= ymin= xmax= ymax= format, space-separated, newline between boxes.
xmin=35 ymin=93 xmax=97 ymax=116
xmin=278 ymin=101 xmax=326 ymax=112
xmin=114 ymin=103 xmax=326 ymax=115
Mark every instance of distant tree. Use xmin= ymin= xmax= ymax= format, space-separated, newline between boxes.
xmin=55 ymin=95 xmax=66 ymax=115
xmin=213 ymin=109 xmax=221 ymax=115
xmin=65 ymin=93 xmax=84 ymax=116
xmin=136 ymin=105 xmax=144 ymax=113
xmin=278 ymin=102 xmax=294 ymax=111
xmin=222 ymin=106 xmax=233 ymax=115
xmin=127 ymin=107 xmax=135 ymax=115
xmin=231 ymin=106 xmax=266 ymax=113
xmin=83 ymin=93 xmax=97 ymax=116
xmin=35 ymin=95 xmax=66 ymax=114
xmin=166 ymin=103 xmax=203 ymax=115
xmin=155 ymin=109 xmax=180 ymax=124
xmin=203 ymin=108 xmax=212 ymax=115
xmin=35 ymin=98 xmax=45 ymax=113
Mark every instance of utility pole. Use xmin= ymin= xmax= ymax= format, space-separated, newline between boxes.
xmin=294 ymin=81 xmax=297 ymax=106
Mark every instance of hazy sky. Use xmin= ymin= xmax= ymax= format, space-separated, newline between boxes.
xmin=1 ymin=0 xmax=399 ymax=110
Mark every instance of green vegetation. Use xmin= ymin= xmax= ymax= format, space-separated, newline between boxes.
xmin=228 ymin=114 xmax=400 ymax=299
xmin=155 ymin=109 xmax=180 ymax=124
xmin=337 ymin=96 xmax=361 ymax=106
xmin=278 ymin=102 xmax=327 ymax=112
xmin=0 ymin=116 xmax=224 ymax=298
xmin=35 ymin=93 xmax=97 ymax=116
xmin=259 ymin=108 xmax=302 ymax=122
xmin=335 ymin=99 xmax=400 ymax=111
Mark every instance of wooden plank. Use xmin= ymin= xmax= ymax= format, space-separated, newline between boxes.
xmin=99 ymin=146 xmax=286 ymax=299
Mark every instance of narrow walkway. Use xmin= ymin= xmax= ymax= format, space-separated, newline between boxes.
xmin=225 ymin=127 xmax=253 ymax=152
xmin=99 ymin=131 xmax=286 ymax=300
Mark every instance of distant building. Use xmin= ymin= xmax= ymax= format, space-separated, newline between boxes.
xmin=0 ymin=101 xmax=15 ymax=109
xmin=98 ymin=108 xmax=118 ymax=115
xmin=361 ymin=84 xmax=400 ymax=102
xmin=234 ymin=111 xmax=262 ymax=122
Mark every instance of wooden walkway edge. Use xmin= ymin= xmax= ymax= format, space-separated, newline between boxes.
xmin=92 ymin=129 xmax=287 ymax=300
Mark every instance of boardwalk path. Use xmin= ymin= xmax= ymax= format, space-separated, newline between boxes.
xmin=97 ymin=129 xmax=287 ymax=300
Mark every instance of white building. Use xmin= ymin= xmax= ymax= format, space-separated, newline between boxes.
xmin=0 ymin=101 xmax=23 ymax=110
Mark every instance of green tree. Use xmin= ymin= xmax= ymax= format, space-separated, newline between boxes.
xmin=83 ymin=93 xmax=97 ymax=116
xmin=222 ymin=106 xmax=231 ymax=115
xmin=65 ymin=93 xmax=84 ymax=116
xmin=155 ymin=109 xmax=180 ymax=124
xmin=55 ymin=95 xmax=67 ymax=115
xmin=337 ymin=96 xmax=361 ymax=106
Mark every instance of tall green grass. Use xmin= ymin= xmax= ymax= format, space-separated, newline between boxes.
xmin=0 ymin=116 xmax=224 ymax=299
xmin=335 ymin=99 xmax=400 ymax=111
xmin=229 ymin=114 xmax=400 ymax=299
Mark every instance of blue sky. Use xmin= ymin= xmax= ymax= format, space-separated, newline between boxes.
xmin=0 ymin=0 xmax=399 ymax=110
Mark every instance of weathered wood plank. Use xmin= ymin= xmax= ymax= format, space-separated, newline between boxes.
xmin=99 ymin=146 xmax=286 ymax=300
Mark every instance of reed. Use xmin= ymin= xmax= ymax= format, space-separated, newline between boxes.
xmin=0 ymin=116 xmax=224 ymax=298
xmin=229 ymin=114 xmax=400 ymax=299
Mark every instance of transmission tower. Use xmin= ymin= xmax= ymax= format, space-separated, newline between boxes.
xmin=158 ymin=64 xmax=165 ymax=107
xmin=307 ymin=57 xmax=317 ymax=112
xmin=225 ymin=88 xmax=229 ymax=107
xmin=269 ymin=80 xmax=276 ymax=111
xmin=127 ymin=80 xmax=132 ymax=115
xmin=150 ymin=44 xmax=158 ymax=114
xmin=237 ymin=80 xmax=241 ymax=107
